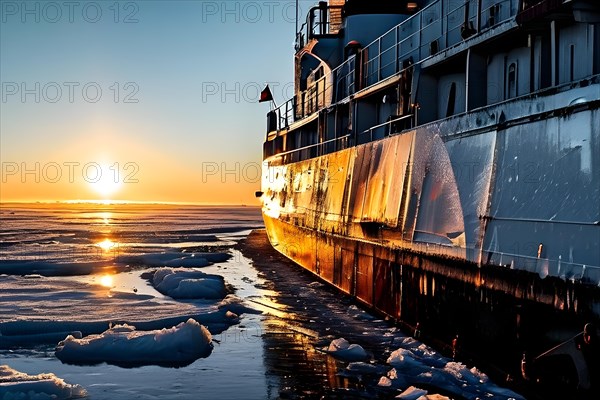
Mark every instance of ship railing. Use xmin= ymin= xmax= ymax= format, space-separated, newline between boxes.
xmin=363 ymin=10 xmax=423 ymax=87
xmin=268 ymin=134 xmax=351 ymax=164
xmin=289 ymin=1 xmax=518 ymax=126
xmin=357 ymin=115 xmax=414 ymax=144
xmin=300 ymin=74 xmax=331 ymax=117
xmin=296 ymin=4 xmax=344 ymax=50
xmin=267 ymin=111 xmax=410 ymax=157
xmin=295 ymin=22 xmax=307 ymax=51
xmin=335 ymin=55 xmax=357 ymax=100
xmin=309 ymin=4 xmax=344 ymax=37
xmin=517 ymin=0 xmax=569 ymax=24
xmin=271 ymin=1 xmax=520 ymax=141
xmin=280 ymin=97 xmax=296 ymax=129
xmin=298 ymin=56 xmax=356 ymax=114
xmin=266 ymin=97 xmax=296 ymax=137
xmin=269 ymin=73 xmax=336 ymax=132
xmin=362 ymin=0 xmax=519 ymax=88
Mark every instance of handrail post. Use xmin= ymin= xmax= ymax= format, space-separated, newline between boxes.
xmin=418 ymin=7 xmax=423 ymax=59
xmin=322 ymin=76 xmax=325 ymax=109
xmin=395 ymin=26 xmax=399 ymax=74
xmin=419 ymin=8 xmax=422 ymax=59
xmin=378 ymin=37 xmax=382 ymax=81
xmin=444 ymin=0 xmax=449 ymax=47
xmin=476 ymin=0 xmax=481 ymax=32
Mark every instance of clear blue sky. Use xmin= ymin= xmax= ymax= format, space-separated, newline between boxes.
xmin=0 ymin=1 xmax=314 ymax=203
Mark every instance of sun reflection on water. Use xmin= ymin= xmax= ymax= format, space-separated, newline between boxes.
xmin=99 ymin=274 xmax=114 ymax=288
xmin=97 ymin=239 xmax=116 ymax=251
xmin=100 ymin=212 xmax=112 ymax=225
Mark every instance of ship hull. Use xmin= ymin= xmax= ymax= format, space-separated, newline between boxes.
xmin=263 ymin=213 xmax=600 ymax=368
xmin=260 ymin=81 xmax=600 ymax=359
xmin=259 ymin=0 xmax=600 ymax=390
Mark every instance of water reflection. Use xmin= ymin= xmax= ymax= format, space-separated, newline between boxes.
xmin=249 ymin=274 xmax=369 ymax=397
xmin=261 ymin=317 xmax=364 ymax=398
xmin=100 ymin=212 xmax=112 ymax=225
xmin=97 ymin=239 xmax=116 ymax=251
xmin=99 ymin=274 xmax=114 ymax=288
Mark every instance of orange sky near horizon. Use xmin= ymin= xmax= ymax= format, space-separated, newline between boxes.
xmin=1 ymin=118 xmax=265 ymax=204
xmin=1 ymin=131 xmax=263 ymax=204
xmin=0 ymin=158 xmax=263 ymax=205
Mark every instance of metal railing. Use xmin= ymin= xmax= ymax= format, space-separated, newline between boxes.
xmin=362 ymin=0 xmax=519 ymax=88
xmin=277 ymin=97 xmax=296 ymax=130
xmin=296 ymin=4 xmax=344 ymax=50
xmin=268 ymin=0 xmax=520 ymax=157
xmin=336 ymin=55 xmax=357 ymax=100
xmin=267 ymin=134 xmax=351 ymax=164
xmin=356 ymin=115 xmax=414 ymax=144
xmin=275 ymin=0 xmax=520 ymax=131
xmin=265 ymin=113 xmax=414 ymax=160
xmin=301 ymin=74 xmax=329 ymax=117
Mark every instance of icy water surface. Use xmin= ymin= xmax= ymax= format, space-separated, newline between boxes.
xmin=0 ymin=203 xmax=525 ymax=399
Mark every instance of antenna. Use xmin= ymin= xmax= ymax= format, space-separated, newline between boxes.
xmin=295 ymin=0 xmax=299 ymax=41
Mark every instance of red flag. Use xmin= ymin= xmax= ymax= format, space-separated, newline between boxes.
xmin=259 ymin=85 xmax=273 ymax=103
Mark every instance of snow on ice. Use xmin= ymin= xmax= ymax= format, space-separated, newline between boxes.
xmin=151 ymin=268 xmax=227 ymax=300
xmin=0 ymin=365 xmax=87 ymax=400
xmin=324 ymin=338 xmax=369 ymax=361
xmin=378 ymin=336 xmax=526 ymax=400
xmin=55 ymin=318 xmax=213 ymax=367
xmin=395 ymin=386 xmax=450 ymax=400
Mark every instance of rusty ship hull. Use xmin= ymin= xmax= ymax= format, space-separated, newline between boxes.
xmin=258 ymin=0 xmax=600 ymax=386
xmin=262 ymin=77 xmax=599 ymax=314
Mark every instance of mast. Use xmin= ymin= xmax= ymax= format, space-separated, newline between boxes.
xmin=295 ymin=0 xmax=299 ymax=39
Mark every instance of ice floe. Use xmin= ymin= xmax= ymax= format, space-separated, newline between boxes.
xmin=395 ymin=386 xmax=428 ymax=399
xmin=0 ymin=260 xmax=113 ymax=277
xmin=55 ymin=318 xmax=213 ymax=367
xmin=1 ymin=281 xmax=250 ymax=350
xmin=151 ymin=268 xmax=228 ymax=300
xmin=122 ymin=252 xmax=231 ymax=268
xmin=0 ymin=365 xmax=87 ymax=399
xmin=0 ymin=252 xmax=232 ymax=278
xmin=0 ymin=275 xmax=205 ymax=330
xmin=324 ymin=338 xmax=369 ymax=361
xmin=346 ymin=361 xmax=382 ymax=374
xmin=395 ymin=386 xmax=450 ymax=400
xmin=378 ymin=337 xmax=526 ymax=400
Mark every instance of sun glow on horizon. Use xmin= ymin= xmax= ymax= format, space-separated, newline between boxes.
xmin=88 ymin=164 xmax=122 ymax=198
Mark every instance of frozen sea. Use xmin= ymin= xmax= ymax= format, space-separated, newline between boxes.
xmin=0 ymin=203 xmax=526 ymax=399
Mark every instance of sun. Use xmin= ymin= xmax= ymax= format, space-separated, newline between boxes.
xmin=88 ymin=164 xmax=122 ymax=197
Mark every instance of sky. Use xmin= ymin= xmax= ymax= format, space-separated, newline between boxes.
xmin=0 ymin=0 xmax=314 ymax=204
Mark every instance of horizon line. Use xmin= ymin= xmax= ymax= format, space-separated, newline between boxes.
xmin=0 ymin=199 xmax=261 ymax=207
